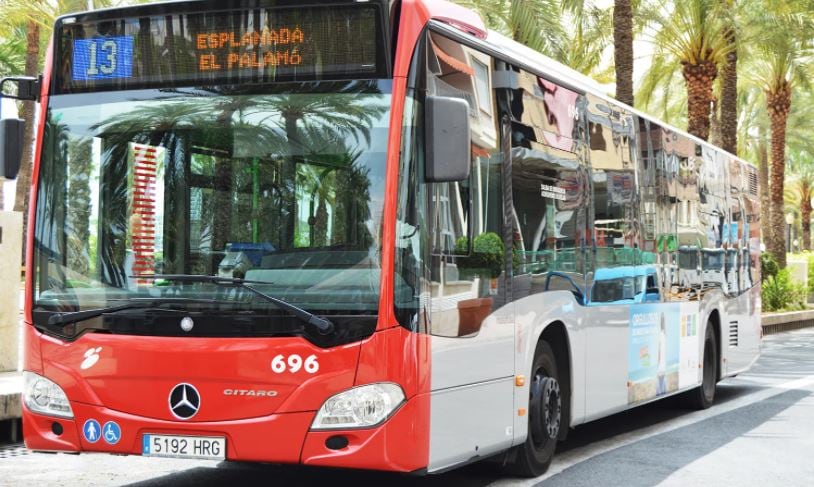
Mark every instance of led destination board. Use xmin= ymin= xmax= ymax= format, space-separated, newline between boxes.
xmin=195 ymin=27 xmax=306 ymax=71
xmin=57 ymin=5 xmax=383 ymax=92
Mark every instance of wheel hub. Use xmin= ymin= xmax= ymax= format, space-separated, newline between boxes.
xmin=530 ymin=374 xmax=561 ymax=445
xmin=542 ymin=378 xmax=561 ymax=439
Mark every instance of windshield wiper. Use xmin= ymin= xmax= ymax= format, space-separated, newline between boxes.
xmin=40 ymin=298 xmax=221 ymax=327
xmin=132 ymin=274 xmax=335 ymax=335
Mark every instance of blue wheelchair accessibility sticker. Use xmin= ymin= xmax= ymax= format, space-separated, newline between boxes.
xmin=83 ymin=419 xmax=101 ymax=443
xmin=102 ymin=421 xmax=121 ymax=445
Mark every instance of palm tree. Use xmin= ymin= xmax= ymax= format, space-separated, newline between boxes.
xmin=0 ymin=24 xmax=25 ymax=77
xmin=454 ymin=0 xmax=564 ymax=55
xmin=785 ymin=160 xmax=814 ymax=251
xmin=640 ymin=0 xmax=732 ymax=141
xmin=732 ymin=77 xmax=769 ymax=246
xmin=558 ymin=4 xmax=615 ymax=83
xmin=758 ymin=133 xmax=771 ymax=248
xmin=614 ymin=0 xmax=635 ymax=106
xmin=637 ymin=53 xmax=688 ymax=127
xmin=15 ymin=17 xmax=39 ymax=250
xmin=738 ymin=69 xmax=814 ymax=258
xmin=751 ymin=9 xmax=813 ymax=268
xmin=719 ymin=0 xmax=738 ymax=155
xmin=455 ymin=0 xmax=612 ymax=82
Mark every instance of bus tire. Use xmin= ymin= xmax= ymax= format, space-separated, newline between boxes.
xmin=504 ymin=340 xmax=560 ymax=478
xmin=683 ymin=321 xmax=718 ymax=409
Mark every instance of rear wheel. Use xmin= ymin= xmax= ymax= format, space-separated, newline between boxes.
xmin=683 ymin=321 xmax=718 ymax=409
xmin=504 ymin=341 xmax=561 ymax=478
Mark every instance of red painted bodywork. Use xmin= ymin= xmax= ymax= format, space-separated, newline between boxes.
xmin=40 ymin=334 xmax=362 ymax=420
xmin=22 ymin=0 xmax=481 ymax=473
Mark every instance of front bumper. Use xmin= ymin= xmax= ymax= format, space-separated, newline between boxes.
xmin=23 ymin=394 xmax=425 ymax=472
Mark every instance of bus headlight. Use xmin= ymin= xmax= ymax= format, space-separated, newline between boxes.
xmin=23 ymin=372 xmax=74 ymax=419
xmin=311 ymin=383 xmax=405 ymax=430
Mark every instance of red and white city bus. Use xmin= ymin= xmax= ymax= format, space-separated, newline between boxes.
xmin=1 ymin=0 xmax=760 ymax=476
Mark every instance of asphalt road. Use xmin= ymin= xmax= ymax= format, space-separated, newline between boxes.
xmin=3 ymin=328 xmax=814 ymax=486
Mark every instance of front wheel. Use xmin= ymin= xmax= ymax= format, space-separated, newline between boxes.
xmin=503 ymin=341 xmax=561 ymax=477
xmin=683 ymin=320 xmax=718 ymax=409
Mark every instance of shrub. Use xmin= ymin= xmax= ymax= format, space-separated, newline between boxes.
xmin=454 ymin=236 xmax=469 ymax=254
xmin=762 ymin=268 xmax=808 ymax=312
xmin=807 ymin=254 xmax=814 ymax=294
xmin=454 ymin=232 xmax=505 ymax=278
xmin=760 ymin=252 xmax=779 ymax=282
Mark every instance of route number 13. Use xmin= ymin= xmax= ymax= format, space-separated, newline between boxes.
xmin=86 ymin=40 xmax=118 ymax=76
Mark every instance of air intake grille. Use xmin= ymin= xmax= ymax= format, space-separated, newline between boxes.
xmin=729 ymin=321 xmax=739 ymax=347
xmin=748 ymin=168 xmax=759 ymax=196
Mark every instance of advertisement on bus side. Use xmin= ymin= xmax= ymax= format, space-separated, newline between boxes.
xmin=628 ymin=303 xmax=702 ymax=403
xmin=628 ymin=304 xmax=680 ymax=403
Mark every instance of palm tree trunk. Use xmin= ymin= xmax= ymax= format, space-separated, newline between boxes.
xmin=613 ymin=0 xmax=634 ymax=106
xmin=682 ymin=60 xmax=717 ymax=141
xmin=283 ymin=113 xmax=300 ymax=248
xmin=802 ymin=197 xmax=812 ymax=251
xmin=767 ymin=83 xmax=792 ymax=268
xmin=314 ymin=197 xmax=328 ymax=247
xmin=13 ymin=19 xmax=39 ymax=264
xmin=720 ymin=21 xmax=738 ymax=154
xmin=709 ymin=98 xmax=722 ymax=147
xmin=758 ymin=131 xmax=771 ymax=254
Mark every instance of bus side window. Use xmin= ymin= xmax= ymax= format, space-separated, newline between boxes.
xmin=586 ymin=95 xmax=639 ymax=304
xmin=508 ymin=70 xmax=588 ymax=304
xmin=697 ymin=147 xmax=729 ymax=294
xmin=744 ymin=188 xmax=760 ymax=289
xmin=673 ymin=139 xmax=702 ymax=299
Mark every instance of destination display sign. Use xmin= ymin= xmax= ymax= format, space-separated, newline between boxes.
xmin=56 ymin=5 xmax=384 ymax=93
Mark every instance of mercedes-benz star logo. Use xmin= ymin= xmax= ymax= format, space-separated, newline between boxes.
xmin=169 ymin=383 xmax=200 ymax=420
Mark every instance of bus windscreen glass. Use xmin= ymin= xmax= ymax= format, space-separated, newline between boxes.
xmin=56 ymin=5 xmax=383 ymax=93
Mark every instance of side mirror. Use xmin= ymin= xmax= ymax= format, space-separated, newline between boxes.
xmin=425 ymin=95 xmax=471 ymax=182
xmin=0 ymin=118 xmax=24 ymax=180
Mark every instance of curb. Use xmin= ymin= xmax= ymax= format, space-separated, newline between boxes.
xmin=762 ymin=309 xmax=814 ymax=335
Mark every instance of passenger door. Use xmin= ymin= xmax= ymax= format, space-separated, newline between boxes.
xmin=422 ymin=31 xmax=515 ymax=471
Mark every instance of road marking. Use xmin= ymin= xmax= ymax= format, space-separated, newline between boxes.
xmin=491 ymin=372 xmax=814 ymax=486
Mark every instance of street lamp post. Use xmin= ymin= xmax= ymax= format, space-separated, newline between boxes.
xmin=786 ymin=213 xmax=795 ymax=254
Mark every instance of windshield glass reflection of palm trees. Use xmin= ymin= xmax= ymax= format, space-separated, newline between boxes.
xmin=34 ymin=81 xmax=390 ymax=313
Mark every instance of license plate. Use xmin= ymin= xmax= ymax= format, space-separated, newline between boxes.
xmin=142 ymin=434 xmax=226 ymax=460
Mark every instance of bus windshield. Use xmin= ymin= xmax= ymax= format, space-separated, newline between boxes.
xmin=32 ymin=81 xmax=391 ymax=329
